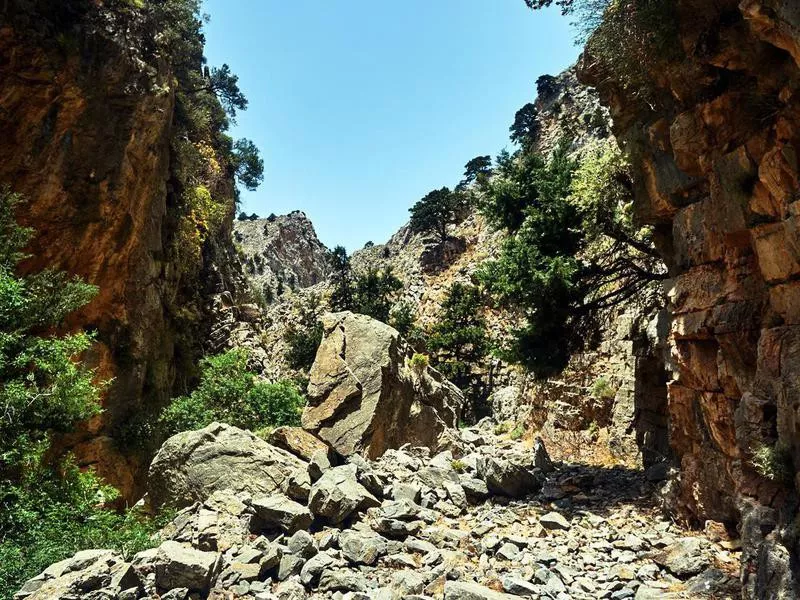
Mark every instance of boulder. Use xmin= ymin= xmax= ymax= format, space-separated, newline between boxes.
xmin=152 ymin=541 xmax=220 ymax=593
xmin=308 ymin=464 xmax=380 ymax=523
xmin=653 ymin=537 xmax=710 ymax=577
xmin=147 ymin=422 xmax=306 ymax=509
xmin=338 ymin=530 xmax=388 ymax=565
xmin=302 ymin=312 xmax=463 ymax=458
xmin=269 ymin=426 xmax=331 ymax=462
xmin=251 ymin=494 xmax=313 ymax=533
xmin=476 ymin=455 xmax=542 ymax=498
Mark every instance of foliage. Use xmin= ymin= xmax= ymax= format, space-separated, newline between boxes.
xmin=329 ymin=246 xmax=354 ymax=312
xmin=494 ymin=422 xmax=512 ymax=435
xmin=232 ymin=139 xmax=264 ymax=191
xmin=524 ymin=0 xmax=681 ymax=103
xmin=427 ymin=283 xmax=488 ymax=389
xmin=0 ymin=188 xmax=165 ymax=598
xmin=450 ymin=459 xmax=466 ymax=473
xmin=751 ymin=442 xmax=793 ymax=483
xmin=352 ymin=267 xmax=403 ymax=324
xmin=390 ymin=302 xmax=427 ymax=350
xmin=409 ymin=353 xmax=430 ymax=373
xmin=478 ymin=140 xmax=665 ymax=378
xmin=460 ymin=156 xmax=493 ymax=188
xmin=284 ymin=295 xmax=324 ymax=371
xmin=408 ymin=187 xmax=465 ymax=243
xmin=509 ymin=103 xmax=540 ymax=149
xmin=509 ymin=423 xmax=526 ymax=440
xmin=590 ymin=376 xmax=616 ymax=401
xmin=160 ymin=349 xmax=305 ymax=436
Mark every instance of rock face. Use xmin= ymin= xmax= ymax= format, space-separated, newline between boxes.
xmin=0 ymin=1 xmax=250 ymax=499
xmin=580 ymin=0 xmax=800 ymax=595
xmin=233 ymin=211 xmax=331 ymax=302
xmin=147 ymin=423 xmax=306 ymax=509
xmin=302 ymin=311 xmax=464 ymax=458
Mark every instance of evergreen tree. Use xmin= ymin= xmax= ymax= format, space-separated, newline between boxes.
xmin=460 ymin=155 xmax=493 ymax=188
xmin=353 ymin=266 xmax=403 ymax=324
xmin=408 ymin=187 xmax=464 ymax=243
xmin=329 ymin=246 xmax=354 ymax=312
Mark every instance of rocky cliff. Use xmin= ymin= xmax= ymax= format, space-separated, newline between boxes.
xmin=234 ymin=211 xmax=331 ymax=303
xmin=580 ymin=0 xmax=800 ymax=595
xmin=0 ymin=1 xmax=249 ymax=497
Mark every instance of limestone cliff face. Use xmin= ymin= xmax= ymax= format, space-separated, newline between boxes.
xmin=234 ymin=211 xmax=331 ymax=302
xmin=581 ymin=1 xmax=800 ymax=594
xmin=0 ymin=2 xmax=244 ymax=498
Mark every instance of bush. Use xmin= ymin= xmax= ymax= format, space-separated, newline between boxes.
xmin=451 ymin=459 xmax=466 ymax=473
xmin=494 ymin=422 xmax=512 ymax=435
xmin=509 ymin=423 xmax=526 ymax=440
xmin=751 ymin=442 xmax=793 ymax=483
xmin=590 ymin=376 xmax=616 ymax=401
xmin=284 ymin=294 xmax=323 ymax=371
xmin=409 ymin=353 xmax=430 ymax=373
xmin=160 ymin=349 xmax=305 ymax=436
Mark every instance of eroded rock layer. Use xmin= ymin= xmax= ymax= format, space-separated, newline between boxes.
xmin=580 ymin=1 xmax=800 ymax=595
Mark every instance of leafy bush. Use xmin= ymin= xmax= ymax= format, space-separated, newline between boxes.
xmin=494 ymin=422 xmax=512 ymax=435
xmin=390 ymin=302 xmax=427 ymax=350
xmin=409 ymin=353 xmax=430 ymax=373
xmin=509 ymin=423 xmax=526 ymax=441
xmin=751 ymin=442 xmax=793 ymax=483
xmin=160 ymin=349 xmax=305 ymax=436
xmin=409 ymin=187 xmax=466 ymax=243
xmin=451 ymin=459 xmax=466 ymax=473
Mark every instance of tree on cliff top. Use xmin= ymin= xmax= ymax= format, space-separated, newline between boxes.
xmin=409 ymin=187 xmax=465 ymax=243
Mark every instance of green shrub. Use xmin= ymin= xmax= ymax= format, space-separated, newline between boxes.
xmin=160 ymin=349 xmax=305 ymax=436
xmin=284 ymin=294 xmax=324 ymax=371
xmin=451 ymin=459 xmax=466 ymax=473
xmin=409 ymin=353 xmax=430 ymax=373
xmin=751 ymin=442 xmax=793 ymax=483
xmin=494 ymin=422 xmax=512 ymax=435
xmin=509 ymin=423 xmax=526 ymax=440
xmin=590 ymin=376 xmax=616 ymax=401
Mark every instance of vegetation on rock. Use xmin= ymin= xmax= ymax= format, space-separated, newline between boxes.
xmin=0 ymin=189 xmax=163 ymax=599
xmin=409 ymin=187 xmax=467 ymax=243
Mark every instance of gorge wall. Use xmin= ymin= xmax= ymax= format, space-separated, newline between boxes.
xmin=0 ymin=2 xmax=246 ymax=498
xmin=581 ymin=0 xmax=800 ymax=595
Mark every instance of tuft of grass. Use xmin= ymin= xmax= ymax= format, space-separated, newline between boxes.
xmin=590 ymin=376 xmax=616 ymax=401
xmin=451 ymin=459 xmax=466 ymax=473
xmin=493 ymin=422 xmax=512 ymax=436
xmin=509 ymin=423 xmax=525 ymax=441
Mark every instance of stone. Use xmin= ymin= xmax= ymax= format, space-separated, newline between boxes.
xmin=392 ymin=481 xmax=422 ymax=503
xmin=501 ymin=575 xmax=538 ymax=596
xmin=539 ymin=512 xmax=570 ymax=531
xmin=653 ymin=537 xmax=710 ymax=577
xmin=148 ymin=423 xmax=306 ymax=509
xmin=533 ymin=437 xmax=554 ymax=473
xmin=308 ymin=464 xmax=380 ymax=523
xmin=317 ymin=568 xmax=368 ymax=592
xmin=339 ymin=530 xmax=388 ymax=565
xmin=302 ymin=312 xmax=463 ymax=458
xmin=476 ymin=456 xmax=541 ymax=498
xmin=459 ymin=476 xmax=490 ymax=502
xmin=287 ymin=530 xmax=317 ymax=559
xmin=268 ymin=426 xmax=331 ymax=462
xmin=443 ymin=580 xmax=518 ymax=599
xmin=153 ymin=541 xmax=220 ymax=592
xmin=251 ymin=494 xmax=313 ymax=533
xmin=299 ymin=552 xmax=337 ymax=586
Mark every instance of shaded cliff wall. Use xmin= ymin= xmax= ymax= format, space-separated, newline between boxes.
xmin=581 ymin=0 xmax=800 ymax=595
xmin=0 ymin=2 xmax=242 ymax=498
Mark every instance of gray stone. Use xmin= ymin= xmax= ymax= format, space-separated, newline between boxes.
xmin=308 ymin=464 xmax=379 ymax=523
xmin=287 ymin=530 xmax=317 ymax=559
xmin=477 ymin=456 xmax=541 ymax=498
xmin=539 ymin=511 xmax=570 ymax=531
xmin=252 ymin=494 xmax=313 ymax=533
xmin=653 ymin=537 xmax=710 ymax=577
xmin=153 ymin=541 xmax=220 ymax=593
xmin=148 ymin=423 xmax=306 ymax=509
xmin=339 ymin=530 xmax=388 ymax=565
xmin=444 ymin=580 xmax=518 ymax=599
xmin=317 ymin=568 xmax=368 ymax=592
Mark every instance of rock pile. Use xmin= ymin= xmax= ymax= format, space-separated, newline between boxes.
xmin=16 ymin=419 xmax=739 ymax=600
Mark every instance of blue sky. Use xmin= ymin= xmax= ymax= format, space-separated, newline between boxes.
xmin=202 ymin=1 xmax=578 ymax=251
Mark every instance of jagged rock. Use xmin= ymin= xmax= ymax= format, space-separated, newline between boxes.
xmin=539 ymin=511 xmax=570 ymax=531
xmin=476 ymin=455 xmax=541 ymax=498
xmin=338 ymin=530 xmax=389 ymax=565
xmin=268 ymin=426 xmax=331 ymax=462
xmin=533 ymin=437 xmax=554 ymax=473
xmin=287 ymin=530 xmax=317 ymax=559
xmin=302 ymin=312 xmax=463 ymax=458
xmin=147 ymin=423 xmax=306 ymax=509
xmin=14 ymin=550 xmax=139 ymax=600
xmin=251 ymin=494 xmax=313 ymax=534
xmin=308 ymin=464 xmax=380 ymax=523
xmin=152 ymin=541 xmax=220 ymax=593
xmin=444 ymin=580 xmax=517 ymax=599
xmin=653 ymin=537 xmax=710 ymax=577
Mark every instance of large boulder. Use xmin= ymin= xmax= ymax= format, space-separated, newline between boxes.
xmin=148 ymin=422 xmax=306 ymax=509
xmin=308 ymin=464 xmax=380 ymax=523
xmin=302 ymin=311 xmax=463 ymax=458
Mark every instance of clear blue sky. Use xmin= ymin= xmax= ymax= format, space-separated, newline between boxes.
xmin=202 ymin=1 xmax=578 ymax=251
